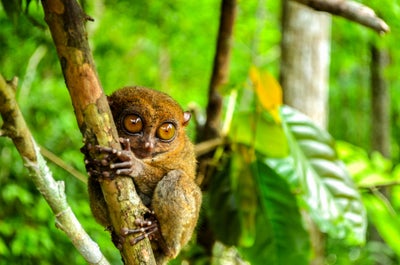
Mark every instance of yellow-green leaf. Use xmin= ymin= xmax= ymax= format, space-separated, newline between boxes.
xmin=249 ymin=66 xmax=282 ymax=123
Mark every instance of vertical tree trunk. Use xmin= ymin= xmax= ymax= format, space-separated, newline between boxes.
xmin=202 ymin=0 xmax=236 ymax=141
xmin=370 ymin=45 xmax=390 ymax=158
xmin=196 ymin=0 xmax=236 ymax=259
xmin=280 ymin=1 xmax=332 ymax=264
xmin=369 ymin=44 xmax=390 ymax=265
xmin=280 ymin=0 xmax=331 ymax=128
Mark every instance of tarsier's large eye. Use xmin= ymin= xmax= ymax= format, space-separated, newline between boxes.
xmin=123 ymin=114 xmax=143 ymax=134
xmin=156 ymin=122 xmax=176 ymax=141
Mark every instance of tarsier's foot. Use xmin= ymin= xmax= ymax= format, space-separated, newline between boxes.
xmin=121 ymin=213 xmax=160 ymax=245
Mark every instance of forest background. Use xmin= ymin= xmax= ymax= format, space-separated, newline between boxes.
xmin=1 ymin=0 xmax=400 ymax=264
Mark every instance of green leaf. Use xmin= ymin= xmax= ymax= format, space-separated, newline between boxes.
xmin=206 ymin=146 xmax=258 ymax=247
xmin=363 ymin=193 xmax=400 ymax=257
xmin=1 ymin=0 xmax=22 ymax=24
xmin=336 ymin=141 xmax=397 ymax=188
xmin=0 ymin=237 xmax=9 ymax=256
xmin=230 ymin=147 xmax=258 ymax=247
xmin=206 ymin=153 xmax=242 ymax=246
xmin=207 ymin=145 xmax=310 ymax=264
xmin=280 ymin=105 xmax=367 ymax=244
xmin=239 ymin=157 xmax=310 ymax=265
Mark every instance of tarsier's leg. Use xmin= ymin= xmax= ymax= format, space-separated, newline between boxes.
xmin=151 ymin=170 xmax=202 ymax=260
xmin=87 ymin=176 xmax=111 ymax=227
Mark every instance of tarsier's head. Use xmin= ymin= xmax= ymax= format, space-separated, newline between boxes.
xmin=108 ymin=86 xmax=191 ymax=159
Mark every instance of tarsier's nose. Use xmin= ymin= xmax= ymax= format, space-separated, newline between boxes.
xmin=144 ymin=140 xmax=155 ymax=151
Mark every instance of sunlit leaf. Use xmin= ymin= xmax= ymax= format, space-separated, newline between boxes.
xmin=336 ymin=141 xmax=397 ymax=188
xmin=249 ymin=66 xmax=282 ymax=123
xmin=363 ymin=193 xmax=400 ymax=257
xmin=0 ymin=236 xmax=9 ymax=256
xmin=279 ymin=105 xmax=367 ymax=244
xmin=230 ymin=147 xmax=258 ymax=247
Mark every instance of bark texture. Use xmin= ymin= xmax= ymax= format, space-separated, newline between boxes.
xmin=280 ymin=0 xmax=331 ymax=128
xmin=40 ymin=1 xmax=155 ymax=264
xmin=202 ymin=0 xmax=236 ymax=141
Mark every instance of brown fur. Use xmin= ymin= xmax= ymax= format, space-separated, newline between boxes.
xmin=88 ymin=86 xmax=201 ymax=264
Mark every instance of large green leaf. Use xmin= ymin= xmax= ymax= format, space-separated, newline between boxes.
xmin=239 ymin=157 xmax=310 ymax=265
xmin=207 ymin=145 xmax=310 ymax=264
xmin=206 ymin=152 xmax=242 ymax=246
xmin=278 ymin=105 xmax=367 ymax=244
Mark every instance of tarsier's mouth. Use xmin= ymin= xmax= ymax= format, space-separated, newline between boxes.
xmin=133 ymin=150 xmax=164 ymax=159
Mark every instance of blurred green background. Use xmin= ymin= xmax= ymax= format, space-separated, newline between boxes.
xmin=1 ymin=0 xmax=400 ymax=264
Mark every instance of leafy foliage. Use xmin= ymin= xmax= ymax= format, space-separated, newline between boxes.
xmin=206 ymin=146 xmax=310 ymax=265
xmin=206 ymin=69 xmax=366 ymax=264
xmin=338 ymin=142 xmax=400 ymax=260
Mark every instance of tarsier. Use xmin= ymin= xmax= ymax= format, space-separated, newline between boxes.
xmin=83 ymin=86 xmax=202 ymax=264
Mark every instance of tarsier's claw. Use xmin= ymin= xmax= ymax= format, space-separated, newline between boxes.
xmin=119 ymin=138 xmax=132 ymax=151
xmin=119 ymin=216 xmax=159 ymax=245
xmin=102 ymin=171 xmax=111 ymax=178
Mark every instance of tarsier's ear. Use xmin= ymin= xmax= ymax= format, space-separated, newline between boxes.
xmin=183 ymin=111 xmax=191 ymax=126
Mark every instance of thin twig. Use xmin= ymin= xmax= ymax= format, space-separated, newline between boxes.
xmin=40 ymin=145 xmax=87 ymax=184
xmin=360 ymin=181 xmax=400 ymax=190
xmin=195 ymin=138 xmax=226 ymax=157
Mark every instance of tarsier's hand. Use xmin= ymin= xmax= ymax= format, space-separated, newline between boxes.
xmin=83 ymin=138 xmax=158 ymax=246
xmin=83 ymin=138 xmax=142 ymax=179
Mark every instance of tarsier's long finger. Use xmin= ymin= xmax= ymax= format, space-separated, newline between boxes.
xmin=119 ymin=138 xmax=132 ymax=152
xmin=114 ymin=168 xmax=133 ymax=175
xmin=115 ymin=151 xmax=133 ymax=161
xmin=95 ymin=145 xmax=120 ymax=155
xmin=110 ymin=161 xmax=133 ymax=169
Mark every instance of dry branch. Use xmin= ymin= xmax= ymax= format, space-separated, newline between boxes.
xmin=0 ymin=74 xmax=109 ymax=265
xmin=40 ymin=0 xmax=155 ymax=264
xmin=292 ymin=0 xmax=390 ymax=34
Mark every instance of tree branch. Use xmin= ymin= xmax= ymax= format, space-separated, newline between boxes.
xmin=0 ymin=74 xmax=109 ymax=265
xmin=292 ymin=0 xmax=390 ymax=34
xmin=202 ymin=0 xmax=237 ymax=141
xmin=39 ymin=0 xmax=155 ymax=264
